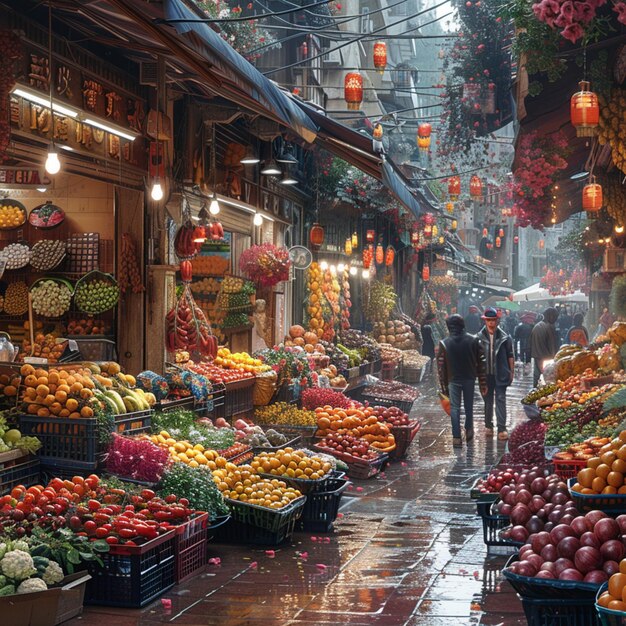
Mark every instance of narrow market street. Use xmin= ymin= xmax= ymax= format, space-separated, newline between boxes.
xmin=71 ymin=372 xmax=532 ymax=626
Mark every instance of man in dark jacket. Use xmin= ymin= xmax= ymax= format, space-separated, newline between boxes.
xmin=477 ymin=308 xmax=515 ymax=441
xmin=464 ymin=306 xmax=482 ymax=334
xmin=514 ymin=317 xmax=534 ymax=375
xmin=437 ymin=314 xmax=487 ymax=447
xmin=531 ymin=307 xmax=560 ymax=387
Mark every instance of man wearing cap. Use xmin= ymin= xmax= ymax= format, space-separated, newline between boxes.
xmin=477 ymin=307 xmax=515 ymax=441
xmin=437 ymin=314 xmax=488 ymax=447
xmin=464 ymin=306 xmax=482 ymax=334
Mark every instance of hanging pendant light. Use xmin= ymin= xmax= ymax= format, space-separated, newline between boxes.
xmin=344 ymin=72 xmax=363 ymax=110
xmin=582 ymin=177 xmax=603 ymax=212
xmin=366 ymin=229 xmax=376 ymax=244
xmin=345 ymin=237 xmax=352 ymax=255
xmin=150 ymin=181 xmax=164 ymax=201
xmin=351 ymin=231 xmax=358 ymax=248
xmin=45 ymin=6 xmax=61 ymax=176
xmin=373 ymin=42 xmax=387 ymax=74
xmin=470 ymin=175 xmax=483 ymax=198
xmin=310 ymin=223 xmax=324 ymax=249
xmin=209 ymin=192 xmax=220 ymax=215
xmin=375 ymin=242 xmax=384 ymax=265
xmin=571 ymin=80 xmax=599 ymax=137
xmin=417 ymin=123 xmax=431 ymax=150
xmin=448 ymin=176 xmax=461 ymax=200
xmin=45 ymin=150 xmax=61 ymax=175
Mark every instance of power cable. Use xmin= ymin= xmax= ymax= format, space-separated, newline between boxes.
xmin=262 ymin=11 xmax=454 ymax=75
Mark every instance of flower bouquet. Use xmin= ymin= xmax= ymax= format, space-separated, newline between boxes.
xmin=255 ymin=345 xmax=316 ymax=389
xmin=239 ymin=243 xmax=291 ymax=288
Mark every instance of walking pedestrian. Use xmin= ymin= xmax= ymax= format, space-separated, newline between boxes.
xmin=566 ymin=312 xmax=589 ymax=346
xmin=503 ymin=310 xmax=518 ymax=337
xmin=437 ymin=314 xmax=487 ymax=448
xmin=530 ymin=307 xmax=560 ymax=387
xmin=514 ymin=314 xmax=534 ymax=375
xmin=557 ymin=306 xmax=572 ymax=345
xmin=477 ymin=308 xmax=515 ymax=441
xmin=464 ymin=305 xmax=482 ymax=334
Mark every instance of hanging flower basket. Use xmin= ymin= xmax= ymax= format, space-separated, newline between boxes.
xmin=239 ymin=244 xmax=291 ymax=288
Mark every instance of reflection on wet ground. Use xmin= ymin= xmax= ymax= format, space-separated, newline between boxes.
xmin=70 ymin=370 xmax=533 ymax=625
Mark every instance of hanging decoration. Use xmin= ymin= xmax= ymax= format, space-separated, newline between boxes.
xmin=362 ymin=244 xmax=373 ymax=269
xmin=514 ymin=235 xmax=519 ymax=244
xmin=344 ymin=72 xmax=363 ymax=110
xmin=373 ymin=123 xmax=383 ymax=140
xmin=351 ymin=231 xmax=358 ymax=248
xmin=498 ymin=228 xmax=505 ymax=238
xmin=411 ymin=230 xmax=420 ymax=248
xmin=375 ymin=242 xmax=384 ymax=265
xmin=385 ymin=246 xmax=395 ymax=266
xmin=448 ymin=176 xmax=461 ymax=200
xmin=446 ymin=202 xmax=454 ymax=213
xmin=495 ymin=236 xmax=501 ymax=248
xmin=344 ymin=237 xmax=352 ymax=256
xmin=571 ymin=81 xmax=599 ymax=137
xmin=429 ymin=275 xmax=459 ymax=308
xmin=310 ymin=223 xmax=325 ymax=249
xmin=482 ymin=227 xmax=488 ymax=237
xmin=451 ymin=219 xmax=458 ymax=231
xmin=373 ymin=42 xmax=387 ymax=74
xmin=366 ymin=229 xmax=376 ymax=244
xmin=582 ymin=178 xmax=603 ymax=212
xmin=539 ymin=239 xmax=545 ymax=249
xmin=417 ymin=123 xmax=432 ymax=150
xmin=423 ymin=223 xmax=432 ymax=238
xmin=432 ymin=225 xmax=439 ymax=237
xmin=422 ymin=265 xmax=430 ymax=281
xmin=470 ymin=175 xmax=483 ymax=198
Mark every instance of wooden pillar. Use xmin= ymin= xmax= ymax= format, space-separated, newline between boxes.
xmin=145 ymin=265 xmax=177 ymax=373
xmin=116 ymin=187 xmax=145 ymax=372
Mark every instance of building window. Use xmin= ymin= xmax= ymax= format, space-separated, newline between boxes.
xmin=532 ymin=255 xmax=546 ymax=277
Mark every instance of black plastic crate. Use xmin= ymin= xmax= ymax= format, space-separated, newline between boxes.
xmin=113 ymin=410 xmax=152 ymax=436
xmin=359 ymin=394 xmax=416 ymax=415
xmin=480 ymin=503 xmax=521 ymax=555
xmin=154 ymin=396 xmax=195 ymax=413
xmin=0 ymin=453 xmax=40 ymax=494
xmin=521 ymin=595 xmax=599 ymax=626
xmin=85 ymin=530 xmax=176 ymax=608
xmin=296 ymin=476 xmax=350 ymax=532
xmin=19 ymin=415 xmax=99 ymax=470
xmin=213 ymin=497 xmax=305 ymax=546
xmin=175 ymin=513 xmax=208 ymax=584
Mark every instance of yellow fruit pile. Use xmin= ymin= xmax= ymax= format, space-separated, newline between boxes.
xmin=306 ymin=263 xmax=324 ymax=336
xmin=148 ymin=430 xmax=228 ymax=469
xmin=251 ymin=448 xmax=332 ymax=480
xmin=214 ymin=347 xmax=270 ymax=373
xmin=20 ymin=364 xmax=95 ymax=418
xmin=212 ymin=462 xmax=302 ymax=508
xmin=572 ymin=431 xmax=626 ymax=495
xmin=0 ymin=204 xmax=25 ymax=228
xmin=254 ymin=402 xmax=317 ymax=426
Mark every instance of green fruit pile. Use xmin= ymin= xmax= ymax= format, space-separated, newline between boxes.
xmin=75 ymin=279 xmax=119 ymax=314
xmin=522 ymin=383 xmax=559 ymax=405
xmin=255 ymin=402 xmax=317 ymax=427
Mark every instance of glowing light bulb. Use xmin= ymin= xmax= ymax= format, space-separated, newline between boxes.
xmin=320 ymin=260 xmax=328 ymax=271
xmin=253 ymin=213 xmax=263 ymax=226
xmin=616 ymin=225 xmax=624 ymax=234
xmin=330 ymin=264 xmax=337 ymax=275
xmin=349 ymin=266 xmax=357 ymax=276
xmin=150 ymin=182 xmax=164 ymax=201
xmin=337 ymin=263 xmax=345 ymax=272
xmin=45 ymin=150 xmax=61 ymax=175
xmin=362 ymin=269 xmax=370 ymax=279
xmin=209 ymin=195 xmax=220 ymax=215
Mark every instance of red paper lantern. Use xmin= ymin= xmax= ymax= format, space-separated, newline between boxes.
xmin=513 ymin=235 xmax=519 ymax=244
xmin=344 ymin=72 xmax=363 ymax=110
xmin=482 ymin=228 xmax=488 ymax=237
xmin=366 ymin=229 xmax=376 ymax=244
xmin=411 ymin=231 xmax=419 ymax=247
xmin=375 ymin=242 xmax=384 ymax=265
xmin=310 ymin=223 xmax=324 ymax=249
xmin=385 ymin=245 xmax=395 ymax=266
xmin=448 ymin=176 xmax=461 ymax=200
xmin=422 ymin=265 xmax=430 ymax=281
xmin=373 ymin=123 xmax=383 ymax=140
xmin=539 ymin=239 xmax=545 ymax=249
xmin=418 ymin=123 xmax=432 ymax=138
xmin=470 ymin=175 xmax=483 ymax=198
xmin=571 ymin=80 xmax=599 ymax=137
xmin=495 ymin=236 xmax=501 ymax=248
xmin=363 ymin=244 xmax=373 ymax=269
xmin=582 ymin=181 xmax=603 ymax=211
xmin=498 ymin=228 xmax=505 ymax=238
xmin=423 ymin=224 xmax=432 ymax=237
xmin=373 ymin=42 xmax=387 ymax=74
xmin=417 ymin=136 xmax=431 ymax=150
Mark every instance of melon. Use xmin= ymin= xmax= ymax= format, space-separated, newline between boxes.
xmin=304 ymin=331 xmax=318 ymax=344
xmin=289 ymin=325 xmax=305 ymax=338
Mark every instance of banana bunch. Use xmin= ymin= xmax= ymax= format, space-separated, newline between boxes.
xmin=93 ymin=373 xmax=157 ymax=415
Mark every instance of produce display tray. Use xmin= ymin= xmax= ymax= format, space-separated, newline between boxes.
xmin=296 ymin=475 xmax=350 ymax=532
xmin=479 ymin=502 xmax=521 ymax=555
xmin=596 ymin=583 xmax=626 ymax=626
xmin=313 ymin=445 xmax=388 ymax=480
xmin=359 ymin=392 xmax=417 ymax=415
xmin=0 ymin=452 xmax=39 ymax=494
xmin=154 ymin=396 xmax=195 ymax=412
xmin=113 ymin=409 xmax=153 ymax=436
xmin=503 ymin=554 xmax=601 ymax=600
xmin=251 ymin=434 xmax=301 ymax=455
xmin=567 ymin=477 xmax=626 ymax=514
xmin=175 ymin=512 xmax=209 ymax=584
xmin=55 ymin=572 xmax=92 ymax=625
xmin=521 ymin=595 xmax=600 ymax=626
xmin=469 ymin=475 xmax=500 ymax=503
xmin=258 ymin=471 xmax=332 ymax=495
xmin=261 ymin=423 xmax=317 ymax=447
xmin=85 ymin=530 xmax=176 ymax=608
xmin=216 ymin=380 xmax=254 ymax=419
xmin=214 ymin=497 xmax=305 ymax=546
xmin=389 ymin=419 xmax=421 ymax=459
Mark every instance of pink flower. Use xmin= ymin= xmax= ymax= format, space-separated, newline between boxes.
xmin=574 ymin=1 xmax=595 ymax=23
xmin=561 ymin=21 xmax=584 ymax=41
xmin=532 ymin=0 xmax=561 ymax=25
xmin=614 ymin=1 xmax=626 ymax=24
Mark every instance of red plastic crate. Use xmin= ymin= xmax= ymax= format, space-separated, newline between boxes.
xmin=175 ymin=513 xmax=209 ymax=584
xmin=553 ymin=458 xmax=586 ymax=480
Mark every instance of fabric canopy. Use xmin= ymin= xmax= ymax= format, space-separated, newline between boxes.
xmin=512 ymin=283 xmax=552 ymax=302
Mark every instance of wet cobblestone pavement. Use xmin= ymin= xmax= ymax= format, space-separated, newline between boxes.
xmin=70 ymin=371 xmax=534 ymax=625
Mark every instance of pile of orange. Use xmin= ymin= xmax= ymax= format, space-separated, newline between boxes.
xmin=315 ymin=405 xmax=396 ymax=451
xmin=597 ymin=567 xmax=626 ymax=611
xmin=212 ymin=462 xmax=302 ymax=508
xmin=251 ymin=448 xmax=332 ymax=480
xmin=572 ymin=431 xmax=626 ymax=494
xmin=553 ymin=437 xmax=612 ymax=462
xmin=213 ymin=347 xmax=269 ymax=374
xmin=20 ymin=364 xmax=95 ymax=419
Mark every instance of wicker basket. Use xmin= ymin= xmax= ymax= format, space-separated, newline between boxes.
xmin=253 ymin=373 xmax=278 ymax=406
xmin=74 ymin=270 xmax=119 ymax=315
